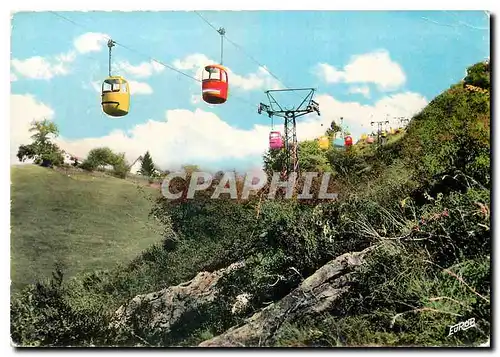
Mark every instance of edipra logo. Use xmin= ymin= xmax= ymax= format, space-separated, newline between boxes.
xmin=161 ymin=171 xmax=338 ymax=200
xmin=448 ymin=318 xmax=476 ymax=337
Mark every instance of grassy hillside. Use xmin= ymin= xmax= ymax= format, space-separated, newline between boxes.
xmin=10 ymin=165 xmax=162 ymax=292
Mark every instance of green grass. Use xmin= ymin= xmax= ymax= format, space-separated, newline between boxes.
xmin=10 ymin=165 xmax=163 ymax=292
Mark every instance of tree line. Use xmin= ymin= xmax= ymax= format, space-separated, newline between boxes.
xmin=16 ymin=120 xmax=161 ymax=181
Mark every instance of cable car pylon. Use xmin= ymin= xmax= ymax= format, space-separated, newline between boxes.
xmin=258 ymin=88 xmax=320 ymax=178
xmin=370 ymin=118 xmax=390 ymax=146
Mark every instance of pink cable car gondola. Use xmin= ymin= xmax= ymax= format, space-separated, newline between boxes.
xmin=269 ymin=131 xmax=284 ymax=150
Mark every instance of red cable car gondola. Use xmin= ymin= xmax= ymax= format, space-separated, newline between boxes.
xmin=201 ymin=27 xmax=229 ymax=105
xmin=344 ymin=135 xmax=353 ymax=147
xmin=202 ymin=64 xmax=229 ymax=104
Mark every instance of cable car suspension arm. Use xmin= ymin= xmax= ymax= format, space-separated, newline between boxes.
xmin=107 ymin=39 xmax=116 ymax=77
xmin=217 ymin=27 xmax=226 ymax=65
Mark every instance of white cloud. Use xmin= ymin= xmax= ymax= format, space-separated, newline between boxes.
xmin=348 ymin=86 xmax=370 ymax=98
xmin=56 ymin=109 xmax=271 ymax=170
xmin=115 ymin=60 xmax=165 ymax=78
xmin=316 ymin=50 xmax=406 ymax=91
xmin=56 ymin=50 xmax=77 ymax=63
xmin=11 ymin=49 xmax=76 ymax=80
xmin=230 ymin=66 xmax=282 ymax=91
xmin=316 ymin=63 xmax=344 ymax=83
xmin=172 ymin=53 xmax=209 ymax=71
xmin=91 ymin=80 xmax=101 ymax=93
xmin=11 ymin=55 xmax=72 ymax=80
xmin=10 ymin=73 xmax=18 ymax=82
xmin=10 ymin=94 xmax=55 ymax=164
xmin=11 ymin=32 xmax=107 ymax=81
xmin=173 ymin=53 xmax=281 ymax=91
xmin=129 ymin=80 xmax=153 ymax=95
xmin=294 ymin=91 xmax=428 ymax=141
xmin=73 ymin=32 xmax=109 ymax=54
xmin=10 ymin=90 xmax=428 ymax=170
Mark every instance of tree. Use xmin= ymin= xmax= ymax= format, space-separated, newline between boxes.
xmin=82 ymin=147 xmax=116 ymax=171
xmin=140 ymin=151 xmax=156 ymax=177
xmin=263 ymin=140 xmax=332 ymax=176
xmin=464 ymin=61 xmax=490 ymax=90
xmin=297 ymin=140 xmax=332 ymax=172
xmin=325 ymin=120 xmax=342 ymax=139
xmin=81 ymin=147 xmax=129 ymax=179
xmin=263 ymin=148 xmax=287 ymax=176
xmin=29 ymin=119 xmax=59 ymax=144
xmin=112 ymin=153 xmax=129 ymax=179
xmin=16 ymin=119 xmax=64 ymax=167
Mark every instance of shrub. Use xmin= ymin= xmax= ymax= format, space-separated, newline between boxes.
xmin=10 ymin=268 xmax=117 ymax=347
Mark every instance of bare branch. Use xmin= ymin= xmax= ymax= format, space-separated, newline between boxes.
xmin=424 ymin=260 xmax=490 ymax=304
xmin=390 ymin=307 xmax=462 ymax=328
xmin=428 ymin=296 xmax=472 ymax=311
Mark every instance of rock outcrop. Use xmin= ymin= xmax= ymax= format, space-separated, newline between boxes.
xmin=110 ymin=245 xmax=376 ymax=347
xmin=198 ymin=245 xmax=376 ymax=347
xmin=111 ymin=261 xmax=245 ymax=334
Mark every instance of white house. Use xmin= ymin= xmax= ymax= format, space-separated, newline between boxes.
xmin=129 ymin=155 xmax=161 ymax=176
xmin=62 ymin=151 xmax=82 ymax=165
xmin=129 ymin=156 xmax=143 ymax=175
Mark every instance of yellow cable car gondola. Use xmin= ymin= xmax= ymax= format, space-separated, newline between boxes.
xmin=101 ymin=39 xmax=130 ymax=117
xmin=319 ymin=135 xmax=330 ymax=150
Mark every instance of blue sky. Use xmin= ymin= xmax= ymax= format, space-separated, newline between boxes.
xmin=10 ymin=10 xmax=490 ymax=170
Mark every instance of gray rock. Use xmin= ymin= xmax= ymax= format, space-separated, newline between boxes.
xmin=110 ymin=261 xmax=245 ymax=335
xmin=198 ymin=245 xmax=376 ymax=347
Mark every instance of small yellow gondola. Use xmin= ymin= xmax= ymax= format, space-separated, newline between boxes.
xmin=319 ymin=136 xmax=330 ymax=150
xmin=101 ymin=76 xmax=130 ymax=117
xmin=101 ymin=39 xmax=130 ymax=117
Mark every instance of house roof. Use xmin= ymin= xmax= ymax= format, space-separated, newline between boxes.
xmin=128 ymin=156 xmax=143 ymax=169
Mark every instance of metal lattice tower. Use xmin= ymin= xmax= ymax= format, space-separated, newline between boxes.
xmin=258 ymin=88 xmax=320 ymax=178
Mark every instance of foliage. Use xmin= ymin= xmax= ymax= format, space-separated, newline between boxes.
xmin=402 ymin=83 xmax=490 ymax=187
xmin=112 ymin=153 xmax=129 ymax=179
xmin=11 ymin=267 xmax=117 ymax=347
xmin=275 ymin=241 xmax=489 ymax=347
xmin=297 ymin=140 xmax=332 ymax=172
xmin=263 ymin=138 xmax=333 ymax=175
xmin=139 ymin=151 xmax=156 ymax=178
xmin=82 ymin=147 xmax=129 ymax=179
xmin=325 ymin=120 xmax=342 ymax=139
xmin=16 ymin=119 xmax=64 ymax=167
xmin=463 ymin=61 xmax=490 ymax=90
